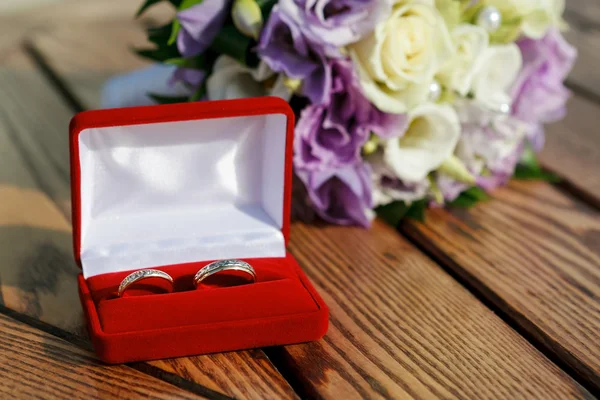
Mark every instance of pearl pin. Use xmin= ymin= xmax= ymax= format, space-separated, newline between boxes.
xmin=476 ymin=6 xmax=502 ymax=33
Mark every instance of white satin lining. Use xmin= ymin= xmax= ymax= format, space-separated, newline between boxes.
xmin=78 ymin=113 xmax=287 ymax=278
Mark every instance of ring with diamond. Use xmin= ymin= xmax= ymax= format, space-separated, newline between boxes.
xmin=193 ymin=260 xmax=256 ymax=288
xmin=118 ymin=269 xmax=174 ymax=297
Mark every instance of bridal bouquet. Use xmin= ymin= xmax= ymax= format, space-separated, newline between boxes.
xmin=136 ymin=0 xmax=576 ymax=227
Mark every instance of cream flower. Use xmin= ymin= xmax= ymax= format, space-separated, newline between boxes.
xmin=485 ymin=0 xmax=566 ymax=39
xmin=368 ymin=149 xmax=431 ymax=206
xmin=437 ymin=24 xmax=489 ymax=96
xmin=348 ymin=0 xmax=454 ymax=114
xmin=472 ymin=44 xmax=522 ymax=113
xmin=383 ymin=103 xmax=461 ymax=183
xmin=206 ymin=55 xmax=292 ymax=101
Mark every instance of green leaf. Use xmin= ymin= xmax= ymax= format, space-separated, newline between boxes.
xmin=210 ymin=24 xmax=256 ymax=66
xmin=189 ymin=85 xmax=206 ymax=102
xmin=147 ymin=24 xmax=173 ymax=46
xmin=255 ymin=0 xmax=278 ymax=19
xmin=376 ymin=199 xmax=428 ymax=226
xmin=168 ymin=19 xmax=181 ymax=46
xmin=405 ymin=200 xmax=427 ymax=222
xmin=448 ymin=194 xmax=478 ymax=208
xmin=178 ymin=0 xmax=204 ymax=9
xmin=448 ymin=187 xmax=490 ymax=209
xmin=164 ymin=55 xmax=207 ymax=69
xmin=514 ymin=165 xmax=561 ymax=182
xmin=520 ymin=145 xmax=539 ymax=169
xmin=464 ymin=186 xmax=490 ymax=201
xmin=513 ymin=144 xmax=561 ymax=182
xmin=376 ymin=201 xmax=409 ymax=227
xmin=136 ymin=23 xmax=182 ymax=62
xmin=148 ymin=93 xmax=190 ymax=104
xmin=135 ymin=45 xmax=181 ymax=62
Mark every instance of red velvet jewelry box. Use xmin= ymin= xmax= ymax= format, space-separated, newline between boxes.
xmin=69 ymin=97 xmax=329 ymax=364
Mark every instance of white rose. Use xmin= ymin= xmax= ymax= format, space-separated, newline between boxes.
xmin=383 ymin=103 xmax=461 ymax=183
xmin=348 ymin=0 xmax=454 ymax=114
xmin=206 ymin=55 xmax=292 ymax=101
xmin=485 ymin=0 xmax=565 ymax=39
xmin=471 ymin=44 xmax=522 ymax=113
xmin=437 ymin=24 xmax=489 ymax=96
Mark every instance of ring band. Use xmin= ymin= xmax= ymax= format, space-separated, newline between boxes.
xmin=194 ymin=260 xmax=256 ymax=287
xmin=118 ymin=269 xmax=174 ymax=297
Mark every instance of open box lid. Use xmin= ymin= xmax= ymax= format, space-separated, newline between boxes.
xmin=70 ymin=97 xmax=294 ymax=278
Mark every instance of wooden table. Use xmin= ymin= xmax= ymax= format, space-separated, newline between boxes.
xmin=0 ymin=0 xmax=598 ymax=398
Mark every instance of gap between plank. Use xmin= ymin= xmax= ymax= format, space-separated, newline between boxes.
xmin=565 ymin=80 xmax=600 ymax=110
xmin=398 ymin=222 xmax=600 ymax=398
xmin=263 ymin=347 xmax=317 ymax=400
xmin=22 ymin=40 xmax=85 ymax=113
xmin=0 ymin=304 xmax=234 ymax=400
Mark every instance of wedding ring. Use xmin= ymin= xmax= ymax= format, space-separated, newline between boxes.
xmin=118 ymin=269 xmax=174 ymax=297
xmin=194 ymin=260 xmax=256 ymax=287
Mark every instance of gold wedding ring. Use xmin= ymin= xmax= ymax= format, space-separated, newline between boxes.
xmin=118 ymin=269 xmax=174 ymax=297
xmin=193 ymin=260 xmax=256 ymax=287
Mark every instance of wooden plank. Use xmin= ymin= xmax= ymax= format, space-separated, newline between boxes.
xmin=0 ymin=313 xmax=202 ymax=400
xmin=0 ymin=51 xmax=73 ymax=217
xmin=563 ymin=0 xmax=600 ymax=98
xmin=542 ymin=95 xmax=600 ymax=207
xmin=0 ymin=49 xmax=297 ymax=399
xmin=2 ymin=0 xmax=172 ymax=25
xmin=278 ymin=220 xmax=591 ymax=399
xmin=521 ymin=0 xmax=600 ymax=205
xmin=566 ymin=0 xmax=600 ymax=26
xmin=0 ymin=0 xmax=65 ymax=15
xmin=402 ymin=181 xmax=600 ymax=392
xmin=27 ymin=22 xmax=153 ymax=109
xmin=0 ymin=0 xmax=172 ymax=57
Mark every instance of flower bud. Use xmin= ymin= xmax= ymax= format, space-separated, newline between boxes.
xmin=283 ymin=77 xmax=302 ymax=93
xmin=438 ymin=155 xmax=476 ymax=184
xmin=232 ymin=0 xmax=263 ymax=40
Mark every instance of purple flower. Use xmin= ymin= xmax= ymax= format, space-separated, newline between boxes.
xmin=294 ymin=59 xmax=406 ymax=171
xmin=278 ymin=0 xmax=391 ymax=47
xmin=258 ymin=7 xmax=331 ymax=104
xmin=296 ymin=162 xmax=374 ymax=227
xmin=169 ymin=67 xmax=205 ymax=88
xmin=176 ymin=0 xmax=231 ymax=58
xmin=511 ymin=29 xmax=577 ymax=151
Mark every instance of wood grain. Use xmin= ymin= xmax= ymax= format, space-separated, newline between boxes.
xmin=151 ymin=351 xmax=299 ymax=400
xmin=0 ymin=50 xmax=73 ymax=217
xmin=277 ymin=220 xmax=591 ymax=399
xmin=517 ymin=0 xmax=600 ymax=206
xmin=0 ymin=0 xmax=172 ymax=56
xmin=402 ymin=181 xmax=600 ymax=392
xmin=0 ymin=313 xmax=202 ymax=400
xmin=29 ymin=22 xmax=154 ymax=109
xmin=0 ymin=49 xmax=296 ymax=399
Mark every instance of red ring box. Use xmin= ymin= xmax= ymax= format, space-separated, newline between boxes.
xmin=70 ymin=97 xmax=329 ymax=364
